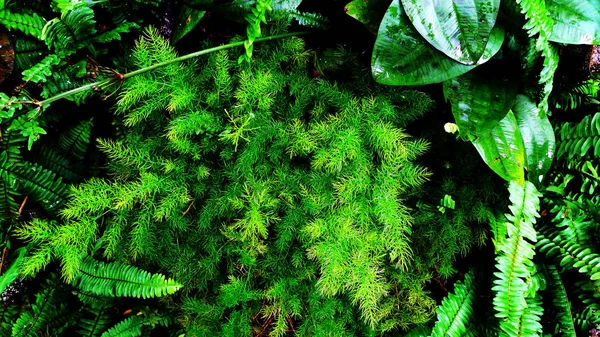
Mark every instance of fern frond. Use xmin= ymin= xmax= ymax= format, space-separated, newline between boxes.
xmin=537 ymin=224 xmax=600 ymax=284
xmin=272 ymin=9 xmax=328 ymax=27
xmin=556 ymin=112 xmax=600 ymax=160
xmin=0 ymin=9 xmax=45 ymax=38
xmin=59 ymin=118 xmax=94 ymax=160
xmin=22 ymin=54 xmax=61 ymax=83
xmin=73 ymin=257 xmax=182 ymax=298
xmin=41 ymin=3 xmax=96 ymax=56
xmin=99 ymin=314 xmax=170 ymax=337
xmin=508 ymin=295 xmax=543 ymax=337
xmin=11 ymin=275 xmax=63 ymax=337
xmin=100 ymin=316 xmax=145 ymax=337
xmin=0 ymin=153 xmax=20 ymax=222
xmin=545 ymin=264 xmax=577 ymax=337
xmin=430 ymin=271 xmax=477 ymax=337
xmin=14 ymin=161 xmax=68 ymax=213
xmin=14 ymin=37 xmax=47 ymax=71
xmin=554 ymin=79 xmax=600 ymax=111
xmin=515 ymin=0 xmax=558 ymax=116
xmin=239 ymin=0 xmax=272 ymax=63
xmin=35 ymin=144 xmax=81 ymax=182
xmin=78 ymin=305 xmax=113 ymax=337
xmin=492 ymin=181 xmax=541 ymax=336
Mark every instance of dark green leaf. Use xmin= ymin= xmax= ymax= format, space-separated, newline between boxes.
xmin=173 ymin=1 xmax=212 ymax=43
xmin=0 ymin=247 xmax=26 ymax=295
xmin=472 ymin=110 xmax=525 ymax=183
xmin=372 ymin=0 xmax=504 ymax=86
xmin=345 ymin=0 xmax=391 ymax=34
xmin=401 ymin=0 xmax=500 ymax=64
xmin=443 ymin=70 xmax=517 ymax=141
xmin=512 ymin=95 xmax=555 ymax=182
xmin=547 ymin=0 xmax=600 ymax=44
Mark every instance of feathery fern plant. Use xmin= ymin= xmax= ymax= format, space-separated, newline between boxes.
xmin=13 ymin=24 xmax=449 ymax=335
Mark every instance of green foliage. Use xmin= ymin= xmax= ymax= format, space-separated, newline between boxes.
xmin=11 ymin=275 xmax=68 ymax=337
xmin=21 ymin=54 xmax=61 ymax=83
xmin=74 ymin=257 xmax=183 ymax=299
xmin=544 ymin=264 xmax=576 ymax=337
xmin=15 ymin=26 xmax=445 ymax=334
xmin=400 ymin=0 xmax=500 ymax=65
xmin=371 ymin=1 xmax=504 ymax=86
xmin=41 ymin=4 xmax=97 ymax=56
xmin=0 ymin=247 xmax=26 ymax=295
xmin=492 ymin=180 xmax=542 ymax=337
xmin=556 ymin=112 xmax=600 ymax=160
xmin=429 ymin=271 xmax=477 ymax=337
xmin=59 ymin=118 xmax=94 ymax=160
xmin=536 ymin=224 xmax=600 ymax=283
xmin=0 ymin=8 xmax=45 ymax=38
xmin=240 ymin=0 xmax=273 ymax=62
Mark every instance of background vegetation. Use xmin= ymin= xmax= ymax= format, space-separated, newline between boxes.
xmin=0 ymin=0 xmax=599 ymax=336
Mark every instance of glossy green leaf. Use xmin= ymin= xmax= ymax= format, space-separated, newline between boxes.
xmin=401 ymin=0 xmax=500 ymax=64
xmin=472 ymin=110 xmax=525 ymax=183
xmin=547 ymin=0 xmax=600 ymax=44
xmin=443 ymin=70 xmax=517 ymax=141
xmin=512 ymin=95 xmax=555 ymax=182
xmin=372 ymin=0 xmax=504 ymax=86
xmin=0 ymin=247 xmax=26 ymax=295
xmin=173 ymin=1 xmax=212 ymax=43
xmin=345 ymin=0 xmax=390 ymax=34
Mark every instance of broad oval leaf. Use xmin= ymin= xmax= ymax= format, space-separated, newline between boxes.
xmin=472 ymin=110 xmax=525 ymax=183
xmin=372 ymin=0 xmax=504 ymax=86
xmin=547 ymin=0 xmax=600 ymax=44
xmin=443 ymin=69 xmax=517 ymax=141
xmin=512 ymin=95 xmax=555 ymax=182
xmin=401 ymin=0 xmax=500 ymax=65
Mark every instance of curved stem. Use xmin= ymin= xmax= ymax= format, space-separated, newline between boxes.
xmin=37 ymin=31 xmax=310 ymax=106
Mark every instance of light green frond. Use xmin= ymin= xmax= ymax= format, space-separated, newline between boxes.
xmin=73 ymin=257 xmax=182 ymax=298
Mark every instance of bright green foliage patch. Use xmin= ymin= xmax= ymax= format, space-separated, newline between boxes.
xmin=15 ymin=26 xmax=443 ymax=334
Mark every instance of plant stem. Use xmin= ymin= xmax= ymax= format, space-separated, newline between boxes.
xmin=38 ymin=31 xmax=310 ymax=106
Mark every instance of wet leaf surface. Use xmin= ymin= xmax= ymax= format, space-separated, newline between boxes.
xmin=401 ymin=0 xmax=500 ymax=65
xmin=372 ymin=0 xmax=504 ymax=86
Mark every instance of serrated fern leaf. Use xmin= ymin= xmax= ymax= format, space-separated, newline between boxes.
xmin=430 ymin=271 xmax=477 ymax=337
xmin=78 ymin=305 xmax=113 ymax=337
xmin=99 ymin=316 xmax=145 ymax=337
xmin=59 ymin=118 xmax=94 ymax=160
xmin=74 ymin=257 xmax=182 ymax=299
xmin=35 ymin=145 xmax=81 ymax=182
xmin=537 ymin=224 xmax=600 ymax=284
xmin=14 ymin=37 xmax=46 ymax=71
xmin=0 ymin=9 xmax=45 ymax=38
xmin=11 ymin=276 xmax=61 ymax=337
xmin=502 ymin=294 xmax=543 ymax=337
xmin=546 ymin=264 xmax=577 ymax=337
xmin=492 ymin=181 xmax=542 ymax=336
xmin=14 ymin=161 xmax=68 ymax=213
xmin=556 ymin=112 xmax=600 ymax=160
xmin=0 ymin=152 xmax=21 ymax=222
xmin=272 ymin=9 xmax=328 ymax=27
xmin=515 ymin=0 xmax=558 ymax=116
xmin=42 ymin=4 xmax=96 ymax=56
xmin=22 ymin=54 xmax=61 ymax=83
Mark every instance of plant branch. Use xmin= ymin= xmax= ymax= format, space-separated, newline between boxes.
xmin=37 ymin=31 xmax=310 ymax=106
